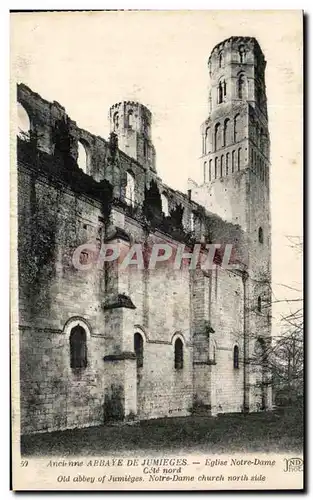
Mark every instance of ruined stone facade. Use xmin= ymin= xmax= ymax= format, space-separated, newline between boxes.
xmin=16 ymin=36 xmax=272 ymax=435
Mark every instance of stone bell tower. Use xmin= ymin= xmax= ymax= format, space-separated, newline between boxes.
xmin=191 ymin=36 xmax=272 ymax=412
xmin=199 ymin=36 xmax=270 ymax=208
xmin=109 ymin=101 xmax=156 ymax=172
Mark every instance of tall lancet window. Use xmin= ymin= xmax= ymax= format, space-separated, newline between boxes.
xmin=214 ymin=123 xmax=221 ymax=151
xmin=174 ymin=338 xmax=184 ymax=370
xmin=238 ymin=74 xmax=245 ymax=100
xmin=234 ymin=114 xmax=240 ymax=143
xmin=218 ymin=82 xmax=223 ymax=104
xmin=238 ymin=148 xmax=242 ymax=171
xmin=226 ymin=153 xmax=230 ymax=175
xmin=239 ymin=45 xmax=246 ymax=64
xmin=214 ymin=157 xmax=218 ymax=179
xmin=233 ymin=345 xmax=239 ymax=369
xmin=220 ymin=155 xmax=224 ymax=177
xmin=223 ymin=118 xmax=230 ymax=147
xmin=134 ymin=332 xmax=144 ymax=368
xmin=219 ymin=51 xmax=224 ymax=68
xmin=232 ymin=150 xmax=236 ymax=172
xmin=70 ymin=325 xmax=87 ymax=369
xmin=113 ymin=111 xmax=119 ymax=132
xmin=127 ymin=110 xmax=134 ymax=128
xmin=205 ymin=127 xmax=210 ymax=154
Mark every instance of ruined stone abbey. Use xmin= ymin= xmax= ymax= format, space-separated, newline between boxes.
xmin=17 ymin=36 xmax=272 ymax=434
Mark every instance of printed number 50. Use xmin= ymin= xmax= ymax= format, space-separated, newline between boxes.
xmin=20 ymin=460 xmax=28 ymax=467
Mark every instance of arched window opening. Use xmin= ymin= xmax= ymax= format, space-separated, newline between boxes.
xmin=143 ymin=140 xmax=148 ymax=158
xmin=77 ymin=141 xmax=88 ymax=173
xmin=231 ymin=150 xmax=236 ymax=173
xmin=219 ymin=51 xmax=224 ymax=68
xmin=209 ymin=159 xmax=212 ymax=182
xmin=238 ymin=148 xmax=242 ymax=171
xmin=226 ymin=153 xmax=230 ymax=175
xmin=223 ymin=118 xmax=230 ymax=147
xmin=17 ymin=102 xmax=30 ymax=140
xmin=258 ymin=226 xmax=264 ymax=244
xmin=220 ymin=155 xmax=224 ymax=177
xmin=214 ymin=123 xmax=221 ymax=151
xmin=161 ymin=193 xmax=169 ymax=216
xmin=205 ymin=127 xmax=211 ymax=154
xmin=218 ymin=82 xmax=223 ymax=104
xmin=234 ymin=114 xmax=240 ymax=143
xmin=214 ymin=157 xmax=218 ymax=179
xmin=233 ymin=345 xmax=239 ymax=369
xmin=190 ymin=212 xmax=195 ymax=232
xmin=125 ymin=171 xmax=135 ymax=206
xmin=113 ymin=111 xmax=119 ymax=132
xmin=203 ymin=161 xmax=207 ymax=183
xmin=174 ymin=338 xmax=184 ymax=370
xmin=70 ymin=325 xmax=87 ymax=369
xmin=127 ymin=110 xmax=134 ymax=129
xmin=238 ymin=74 xmax=245 ymax=100
xmin=134 ymin=332 xmax=144 ymax=368
xmin=239 ymin=45 xmax=246 ymax=64
xmin=257 ymin=296 xmax=262 ymax=313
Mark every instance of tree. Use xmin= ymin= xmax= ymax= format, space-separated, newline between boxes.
xmin=249 ymin=236 xmax=303 ymax=407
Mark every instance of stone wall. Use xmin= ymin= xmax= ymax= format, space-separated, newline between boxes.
xmin=16 ymin=79 xmax=268 ymax=435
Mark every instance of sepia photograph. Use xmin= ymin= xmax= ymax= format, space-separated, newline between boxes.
xmin=10 ymin=9 xmax=303 ymax=491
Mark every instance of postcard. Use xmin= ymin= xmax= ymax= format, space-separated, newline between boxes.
xmin=10 ymin=9 xmax=303 ymax=491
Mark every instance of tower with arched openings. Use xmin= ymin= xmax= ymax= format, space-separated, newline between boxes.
xmin=109 ymin=101 xmax=156 ymax=173
xmin=191 ymin=36 xmax=272 ymax=413
xmin=199 ymin=36 xmax=270 ymax=192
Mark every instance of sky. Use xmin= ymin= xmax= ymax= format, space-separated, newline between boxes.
xmin=10 ymin=10 xmax=303 ymax=330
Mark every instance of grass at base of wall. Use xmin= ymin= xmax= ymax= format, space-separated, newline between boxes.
xmin=21 ymin=405 xmax=303 ymax=457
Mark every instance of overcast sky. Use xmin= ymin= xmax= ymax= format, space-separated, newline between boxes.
xmin=11 ymin=10 xmax=303 ymax=329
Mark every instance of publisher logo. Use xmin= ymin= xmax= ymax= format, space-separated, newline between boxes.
xmin=284 ymin=458 xmax=303 ymax=473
